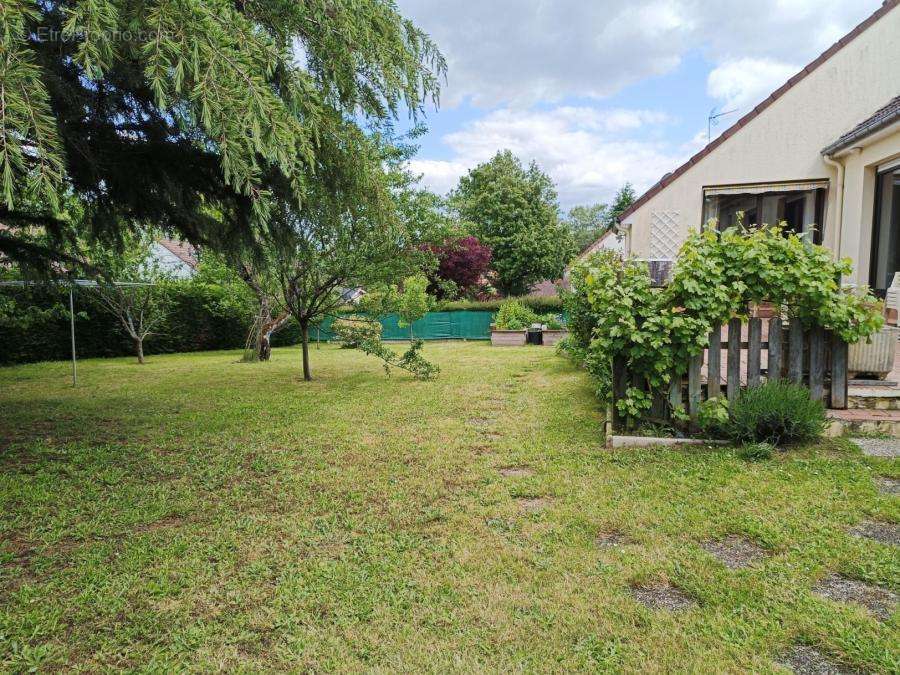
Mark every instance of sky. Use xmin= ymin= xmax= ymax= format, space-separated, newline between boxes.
xmin=394 ymin=0 xmax=884 ymax=210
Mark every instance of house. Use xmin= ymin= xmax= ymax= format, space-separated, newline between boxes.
xmin=598 ymin=0 xmax=900 ymax=299
xmin=577 ymin=227 xmax=625 ymax=259
xmin=151 ymin=238 xmax=199 ymax=279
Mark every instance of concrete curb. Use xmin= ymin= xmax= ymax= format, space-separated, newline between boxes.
xmin=607 ymin=435 xmax=730 ymax=449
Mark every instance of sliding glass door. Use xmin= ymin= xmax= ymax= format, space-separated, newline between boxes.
xmin=870 ymin=168 xmax=900 ymax=295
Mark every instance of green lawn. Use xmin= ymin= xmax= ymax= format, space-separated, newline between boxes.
xmin=0 ymin=343 xmax=897 ymax=672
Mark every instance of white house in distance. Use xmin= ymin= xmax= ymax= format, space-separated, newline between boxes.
xmin=603 ymin=0 xmax=900 ymax=298
xmin=150 ymin=238 xmax=199 ymax=279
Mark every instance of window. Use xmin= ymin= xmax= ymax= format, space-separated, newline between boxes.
xmin=870 ymin=167 xmax=900 ymax=295
xmin=702 ymin=184 xmax=827 ymax=244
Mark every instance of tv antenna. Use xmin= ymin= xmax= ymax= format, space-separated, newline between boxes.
xmin=708 ymin=107 xmax=738 ymax=143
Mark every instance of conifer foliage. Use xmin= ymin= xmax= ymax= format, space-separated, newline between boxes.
xmin=0 ymin=0 xmax=445 ymax=267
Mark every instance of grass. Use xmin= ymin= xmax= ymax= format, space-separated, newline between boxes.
xmin=0 ymin=342 xmax=897 ymax=672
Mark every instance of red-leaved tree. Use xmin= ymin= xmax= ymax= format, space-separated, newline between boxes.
xmin=424 ymin=236 xmax=492 ymax=298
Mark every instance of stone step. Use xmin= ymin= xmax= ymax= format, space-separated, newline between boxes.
xmin=847 ymin=386 xmax=900 ymax=411
xmin=826 ymin=409 xmax=900 ymax=438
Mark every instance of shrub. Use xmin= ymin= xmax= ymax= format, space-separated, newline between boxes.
xmin=494 ymin=299 xmax=538 ymax=330
xmin=331 ymin=316 xmax=382 ymax=348
xmin=697 ymin=397 xmax=729 ymax=438
xmin=436 ymin=296 xmax=563 ymax=313
xmin=541 ymin=314 xmax=564 ymax=330
xmin=737 ymin=442 xmax=775 ymax=461
xmin=725 ymin=381 xmax=826 ymax=446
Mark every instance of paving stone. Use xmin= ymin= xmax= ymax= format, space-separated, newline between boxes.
xmin=701 ymin=535 xmax=768 ymax=569
xmin=499 ymin=466 xmax=535 ymax=478
xmin=849 ymin=520 xmax=900 ymax=546
xmin=516 ymin=497 xmax=549 ymax=513
xmin=779 ymin=646 xmax=856 ymax=675
xmin=813 ymin=573 xmax=898 ymax=621
xmin=874 ymin=476 xmax=900 ymax=495
xmin=595 ymin=531 xmax=632 ymax=548
xmin=850 ymin=438 xmax=900 ymax=458
xmin=630 ymin=584 xmax=696 ymax=611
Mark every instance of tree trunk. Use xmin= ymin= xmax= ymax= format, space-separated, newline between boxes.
xmin=135 ymin=337 xmax=145 ymax=364
xmin=258 ymin=330 xmax=272 ymax=361
xmin=256 ymin=312 xmax=289 ymax=361
xmin=300 ymin=321 xmax=311 ymax=381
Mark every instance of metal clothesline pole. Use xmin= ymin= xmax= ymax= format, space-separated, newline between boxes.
xmin=69 ymin=284 xmax=77 ymax=387
xmin=0 ymin=279 xmax=151 ymax=388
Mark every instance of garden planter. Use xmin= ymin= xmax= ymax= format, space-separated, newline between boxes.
xmin=541 ymin=329 xmax=569 ymax=347
xmin=848 ymin=326 xmax=900 ymax=379
xmin=491 ymin=329 xmax=528 ymax=346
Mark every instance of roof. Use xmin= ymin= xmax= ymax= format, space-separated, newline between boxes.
xmin=822 ymin=95 xmax=900 ymax=155
xmin=157 ymin=238 xmax=198 ymax=268
xmin=528 ymin=279 xmax=568 ymax=297
xmin=617 ymin=0 xmax=900 ymax=223
xmin=575 ymin=227 xmax=624 ymax=262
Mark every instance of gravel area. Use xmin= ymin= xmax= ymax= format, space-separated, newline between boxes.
xmin=875 ymin=476 xmax=900 ymax=495
xmin=595 ymin=531 xmax=632 ymax=548
xmin=701 ymin=535 xmax=768 ymax=569
xmin=630 ymin=585 xmax=696 ymax=611
xmin=850 ymin=438 xmax=900 ymax=457
xmin=499 ymin=466 xmax=535 ymax=478
xmin=779 ymin=646 xmax=856 ymax=674
xmin=516 ymin=497 xmax=549 ymax=513
xmin=813 ymin=574 xmax=898 ymax=621
xmin=849 ymin=520 xmax=900 ymax=546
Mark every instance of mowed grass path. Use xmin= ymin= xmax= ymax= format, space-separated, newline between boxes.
xmin=0 ymin=343 xmax=897 ymax=672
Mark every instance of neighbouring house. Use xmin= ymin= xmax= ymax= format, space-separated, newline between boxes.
xmin=151 ymin=238 xmax=199 ymax=279
xmin=576 ymin=227 xmax=625 ymax=259
xmin=588 ymin=0 xmax=900 ymax=300
xmin=339 ymin=287 xmax=366 ymax=304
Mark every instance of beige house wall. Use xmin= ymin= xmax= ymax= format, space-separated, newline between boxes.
xmin=623 ymin=3 xmax=900 ymax=286
xmin=837 ymin=126 xmax=900 ymax=286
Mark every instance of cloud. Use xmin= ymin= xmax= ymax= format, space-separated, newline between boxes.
xmin=706 ymin=58 xmax=800 ymax=111
xmin=409 ymin=107 xmax=684 ymax=207
xmin=398 ymin=0 xmax=881 ymax=108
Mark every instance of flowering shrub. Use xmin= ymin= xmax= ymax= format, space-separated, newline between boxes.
xmin=569 ymin=226 xmax=884 ymax=424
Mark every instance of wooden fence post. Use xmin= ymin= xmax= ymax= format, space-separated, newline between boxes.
xmin=688 ymin=353 xmax=702 ymax=419
xmin=747 ymin=318 xmax=762 ymax=387
xmin=788 ymin=319 xmax=804 ymax=384
xmin=808 ymin=326 xmax=826 ymax=402
xmin=727 ymin=318 xmax=741 ymax=400
xmin=767 ymin=317 xmax=782 ymax=381
xmin=668 ymin=370 xmax=682 ymax=414
xmin=830 ymin=336 xmax=848 ymax=410
xmin=707 ymin=325 xmax=722 ymax=399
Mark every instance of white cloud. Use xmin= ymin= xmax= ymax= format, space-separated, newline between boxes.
xmin=398 ymin=0 xmax=881 ymax=108
xmin=410 ymin=107 xmax=683 ymax=206
xmin=706 ymin=58 xmax=799 ymax=111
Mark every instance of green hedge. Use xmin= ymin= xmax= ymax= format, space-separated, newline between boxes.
xmin=0 ymin=283 xmax=299 ymax=365
xmin=435 ymin=296 xmax=563 ymax=313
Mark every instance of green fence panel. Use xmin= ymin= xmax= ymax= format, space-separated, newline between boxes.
xmin=315 ymin=310 xmax=494 ymax=342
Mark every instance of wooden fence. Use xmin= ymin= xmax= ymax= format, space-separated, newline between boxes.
xmin=611 ymin=316 xmax=849 ymax=431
